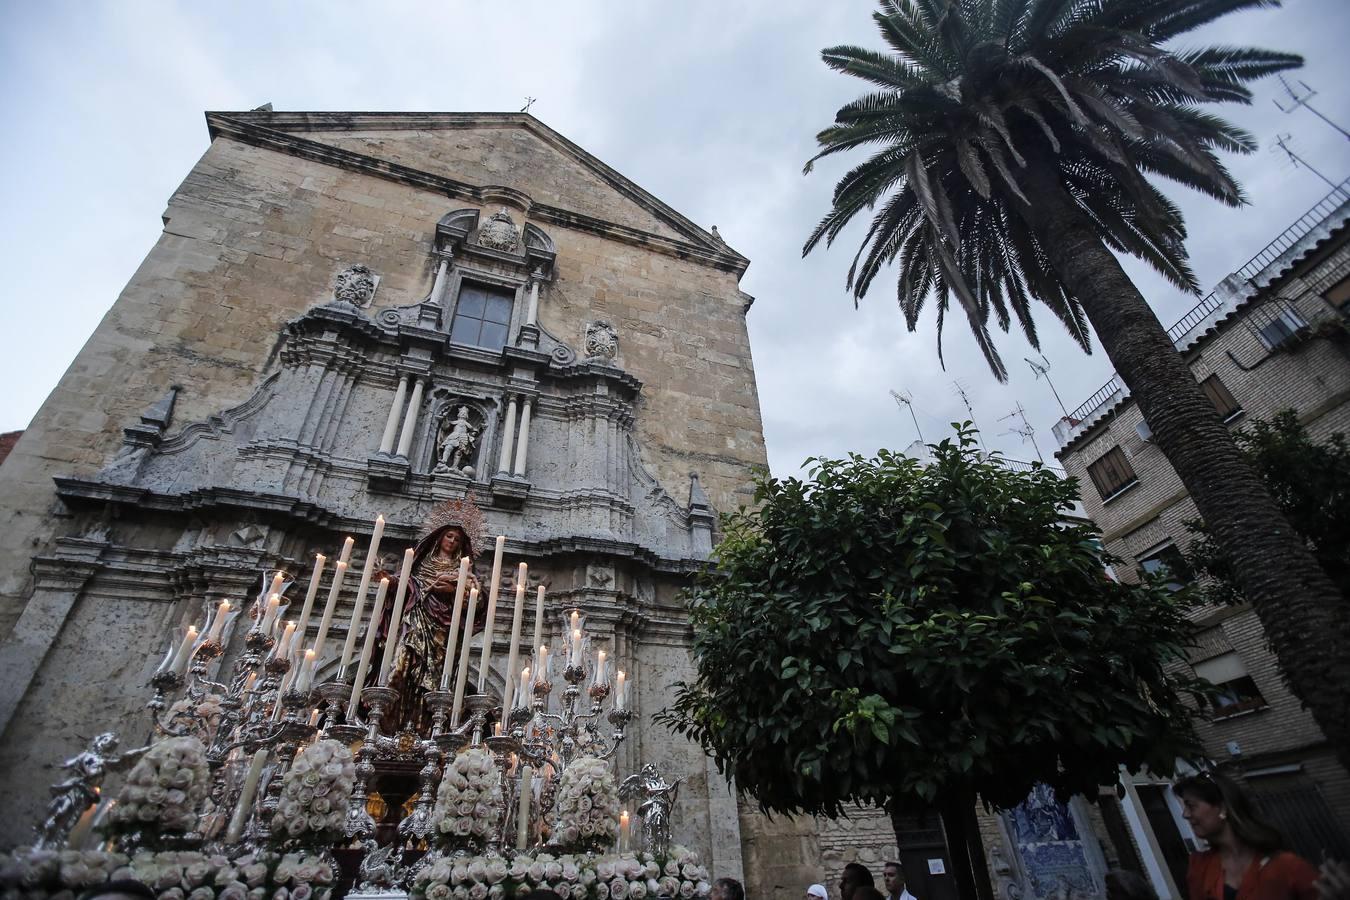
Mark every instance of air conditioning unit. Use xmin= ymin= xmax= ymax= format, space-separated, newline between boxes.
xmin=1136 ymin=420 xmax=1154 ymax=442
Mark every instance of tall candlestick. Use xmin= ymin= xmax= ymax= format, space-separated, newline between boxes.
xmin=206 ymin=601 xmax=231 ymax=642
xmin=516 ymin=765 xmax=533 ymax=849
xmin=504 ymin=563 xmax=527 ymax=712
xmin=531 ymin=585 xmax=545 ymax=672
xmin=452 ymin=587 xmax=479 ymax=724
xmin=225 ymin=749 xmax=269 ymax=843
xmin=593 ymin=649 xmax=607 ymax=687
xmin=338 ymin=536 xmax=355 ymax=566
xmin=260 ymin=594 xmax=281 ymax=633
xmin=477 ymin=536 xmax=507 ymax=691
xmin=347 ymin=578 xmax=390 ymax=720
xmin=294 ymin=649 xmax=317 ymax=693
xmin=378 ymin=549 xmax=415 ymax=685
xmin=570 ymin=628 xmax=583 ymax=668
xmin=439 ymin=556 xmax=472 ymax=690
xmin=341 ymin=515 xmax=386 ymax=673
xmin=167 ymin=626 xmax=199 ymax=675
xmin=311 ymin=560 xmax=348 ymax=664
xmin=615 ymin=670 xmax=626 ymax=711
xmin=295 ymin=554 xmax=326 ymax=637
xmin=273 ymin=621 xmax=296 ymax=660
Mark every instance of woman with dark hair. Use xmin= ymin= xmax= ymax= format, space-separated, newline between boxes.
xmin=1173 ymin=772 xmax=1318 ymax=900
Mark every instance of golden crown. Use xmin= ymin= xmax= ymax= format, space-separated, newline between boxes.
xmin=420 ymin=495 xmax=489 ymax=559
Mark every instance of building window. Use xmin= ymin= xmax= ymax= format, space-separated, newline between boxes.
xmin=1086 ymin=446 xmax=1138 ymax=501
xmin=450 ymin=282 xmax=514 ymax=351
xmin=1324 ymin=274 xmax=1350 ymax=310
xmin=1199 ymin=374 xmax=1243 ymax=422
xmin=1194 ymin=652 xmax=1267 ymax=718
xmin=1250 ymin=303 xmax=1308 ymax=350
xmin=1138 ymin=542 xmax=1189 ymax=592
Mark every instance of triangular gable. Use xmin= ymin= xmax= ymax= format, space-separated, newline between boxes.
xmin=205 ymin=111 xmax=747 ymax=274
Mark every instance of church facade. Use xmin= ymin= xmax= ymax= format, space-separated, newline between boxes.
xmin=0 ymin=110 xmax=764 ymax=875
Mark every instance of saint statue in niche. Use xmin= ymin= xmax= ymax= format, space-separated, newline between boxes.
xmin=433 ymin=405 xmax=481 ymax=477
xmin=373 ymin=498 xmax=486 ymax=731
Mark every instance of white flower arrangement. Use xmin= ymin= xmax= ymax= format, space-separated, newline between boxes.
xmin=554 ymin=756 xmax=621 ymax=853
xmin=270 ymin=739 xmax=355 ymax=849
xmin=109 ymin=736 xmax=211 ymax=845
xmin=0 ymin=847 xmax=335 ymax=900
xmin=410 ymin=849 xmax=710 ymax=900
xmin=432 ymin=747 xmax=502 ymax=851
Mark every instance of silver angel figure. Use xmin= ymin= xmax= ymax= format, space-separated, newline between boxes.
xmin=35 ymin=732 xmax=145 ymax=850
xmin=619 ymin=764 xmax=683 ymax=857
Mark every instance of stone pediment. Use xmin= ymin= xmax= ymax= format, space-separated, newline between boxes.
xmin=204 ymin=111 xmax=748 ymax=275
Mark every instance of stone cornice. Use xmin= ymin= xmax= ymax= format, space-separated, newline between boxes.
xmin=203 ymin=112 xmax=750 ymax=277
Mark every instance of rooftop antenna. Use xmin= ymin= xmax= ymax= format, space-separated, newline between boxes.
xmin=1273 ymin=76 xmax=1349 ymax=141
xmin=521 ymin=96 xmax=537 ymax=114
xmin=952 ymin=380 xmax=985 ymax=449
xmin=889 ymin=389 xmax=925 ymax=445
xmin=998 ymin=402 xmax=1044 ymax=463
xmin=1025 ymin=355 xmax=1070 ymax=419
xmin=1272 ymin=134 xmax=1339 ymax=191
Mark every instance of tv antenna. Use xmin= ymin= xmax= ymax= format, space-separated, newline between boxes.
xmin=521 ymin=96 xmax=538 ymax=114
xmin=1273 ymin=76 xmax=1349 ymax=141
xmin=1025 ymin=355 xmax=1070 ymax=419
xmin=999 ymin=402 xmax=1044 ymax=463
xmin=1272 ymin=134 xmax=1339 ymax=191
xmin=952 ymin=380 xmax=985 ymax=449
xmin=889 ymin=389 xmax=925 ymax=445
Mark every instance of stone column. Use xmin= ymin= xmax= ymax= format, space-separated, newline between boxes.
xmin=379 ymin=375 xmax=410 ymax=455
xmin=497 ymin=396 xmax=519 ymax=475
xmin=430 ymin=258 xmax=451 ymax=306
xmin=395 ymin=378 xmax=426 ymax=459
xmin=513 ymin=397 xmax=533 ymax=477
xmin=525 ymin=276 xmax=541 ymax=325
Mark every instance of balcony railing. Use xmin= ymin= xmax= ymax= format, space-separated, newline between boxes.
xmin=1063 ymin=178 xmax=1350 ymax=433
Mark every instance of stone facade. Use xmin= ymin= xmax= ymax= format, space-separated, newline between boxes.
xmin=0 ymin=110 xmax=765 ymax=878
xmin=1054 ymin=184 xmax=1350 ymax=896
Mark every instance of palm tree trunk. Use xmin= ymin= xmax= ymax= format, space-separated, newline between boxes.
xmin=1014 ymin=163 xmax=1350 ymax=774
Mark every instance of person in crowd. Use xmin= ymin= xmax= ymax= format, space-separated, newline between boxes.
xmin=883 ymin=861 xmax=917 ymax=900
xmin=712 ymin=877 xmax=746 ymax=900
xmin=841 ymin=862 xmax=876 ymax=900
xmin=1173 ymin=772 xmax=1319 ymax=900
xmin=1105 ymin=869 xmax=1158 ymax=900
xmin=807 ymin=884 xmax=829 ymax=900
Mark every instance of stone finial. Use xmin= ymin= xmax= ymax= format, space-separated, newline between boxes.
xmin=688 ymin=471 xmax=711 ymax=514
xmin=140 ymin=386 xmax=179 ymax=432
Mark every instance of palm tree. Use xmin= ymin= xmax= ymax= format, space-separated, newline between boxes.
xmin=805 ymin=0 xmax=1350 ymax=888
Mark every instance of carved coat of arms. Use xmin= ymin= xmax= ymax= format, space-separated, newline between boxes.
xmin=333 ymin=264 xmax=378 ymax=308
xmin=476 ymin=208 xmax=520 ymax=253
xmin=585 ymin=321 xmax=618 ymax=360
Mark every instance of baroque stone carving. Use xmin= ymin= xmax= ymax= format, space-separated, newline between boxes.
xmin=476 ymin=208 xmax=520 ymax=253
xmin=334 ymin=263 xmax=378 ymax=308
xmin=432 ymin=405 xmax=482 ymax=477
xmin=585 ymin=320 xmax=618 ymax=360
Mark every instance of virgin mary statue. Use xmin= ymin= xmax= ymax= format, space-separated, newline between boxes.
xmin=375 ymin=498 xmax=485 ymax=732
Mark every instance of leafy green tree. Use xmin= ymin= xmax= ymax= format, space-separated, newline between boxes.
xmin=1186 ymin=412 xmax=1350 ymax=602
xmin=660 ymin=431 xmax=1201 ymax=900
xmin=803 ymin=0 xmax=1350 ymax=770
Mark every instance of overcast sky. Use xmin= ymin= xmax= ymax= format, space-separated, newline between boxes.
xmin=2 ymin=1 xmax=1347 ymax=479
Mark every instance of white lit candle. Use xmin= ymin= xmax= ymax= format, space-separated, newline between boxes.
xmin=452 ymin=587 xmax=480 ymax=724
xmin=267 ymin=572 xmax=285 ymax=601
xmin=439 ymin=556 xmax=472 ymax=690
xmin=225 ymin=748 xmax=269 ymax=843
xmin=504 ymin=563 xmax=528 ymax=713
xmin=570 ymin=628 xmax=583 ymax=668
xmin=519 ymin=665 xmax=532 ymax=703
xmin=311 ymin=560 xmax=348 ymax=664
xmin=378 ymin=549 xmax=416 ymax=685
xmin=347 ymin=577 xmax=390 ymax=720
xmin=594 ymin=649 xmax=607 ymax=687
xmin=341 ymin=515 xmax=386 ymax=673
xmin=295 ymin=649 xmax=317 ymax=693
xmin=168 ymin=626 xmax=199 ymax=676
xmin=260 ymin=594 xmax=281 ymax=633
xmin=615 ymin=670 xmax=626 ymax=711
xmin=207 ymin=601 xmax=231 ymax=642
xmin=537 ymin=645 xmax=549 ymax=684
xmin=295 ymin=554 xmax=326 ymax=637
xmin=477 ymin=536 xmax=507 ymax=691
xmin=516 ymin=765 xmax=533 ymax=849
xmin=338 ymin=536 xmax=355 ymax=566
xmin=620 ymin=809 xmax=630 ymax=851
xmin=273 ymin=621 xmax=296 ymax=660
xmin=531 ymin=585 xmax=545 ymax=672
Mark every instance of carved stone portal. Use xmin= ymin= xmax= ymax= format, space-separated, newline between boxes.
xmin=432 ymin=405 xmax=482 ymax=477
xmin=476 ymin=208 xmax=520 ymax=254
xmin=584 ymin=320 xmax=618 ymax=360
xmin=333 ymin=263 xmax=379 ymax=308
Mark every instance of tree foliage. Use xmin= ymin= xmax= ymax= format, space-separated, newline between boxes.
xmin=660 ymin=429 xmax=1202 ymax=818
xmin=1185 ymin=411 xmax=1350 ymax=602
xmin=803 ymin=0 xmax=1300 ymax=379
